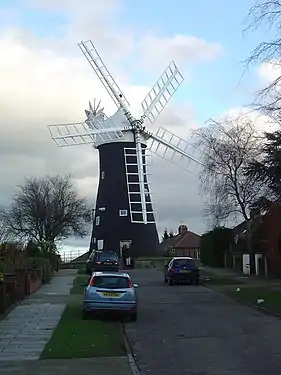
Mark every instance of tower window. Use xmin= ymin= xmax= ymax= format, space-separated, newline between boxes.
xmin=95 ymin=216 xmax=100 ymax=226
xmin=97 ymin=239 xmax=104 ymax=250
xmin=119 ymin=209 xmax=128 ymax=217
xmin=101 ymin=171 xmax=105 ymax=179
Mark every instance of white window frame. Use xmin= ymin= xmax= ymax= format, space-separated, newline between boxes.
xmin=95 ymin=216 xmax=100 ymax=226
xmin=97 ymin=239 xmax=104 ymax=250
xmin=119 ymin=209 xmax=128 ymax=217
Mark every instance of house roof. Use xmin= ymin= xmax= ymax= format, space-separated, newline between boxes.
xmin=159 ymin=230 xmax=201 ymax=251
xmin=175 ymin=231 xmax=201 ymax=248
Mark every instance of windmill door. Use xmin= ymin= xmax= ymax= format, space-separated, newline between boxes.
xmin=120 ymin=240 xmax=131 ymax=258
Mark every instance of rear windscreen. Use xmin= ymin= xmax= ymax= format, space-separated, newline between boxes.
xmin=94 ymin=276 xmax=128 ymax=289
xmin=98 ymin=252 xmax=118 ymax=261
xmin=173 ymin=259 xmax=195 ymax=267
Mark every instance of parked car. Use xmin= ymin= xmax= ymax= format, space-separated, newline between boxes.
xmin=86 ymin=250 xmax=119 ymax=274
xmin=82 ymin=272 xmax=138 ymax=321
xmin=164 ymin=257 xmax=200 ymax=285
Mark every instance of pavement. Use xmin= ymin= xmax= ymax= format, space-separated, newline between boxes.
xmin=124 ymin=268 xmax=281 ymax=375
xmin=0 ymin=269 xmax=132 ymax=375
xmin=0 ymin=269 xmax=77 ymax=361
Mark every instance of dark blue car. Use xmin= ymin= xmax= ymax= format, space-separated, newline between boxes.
xmin=164 ymin=257 xmax=200 ymax=286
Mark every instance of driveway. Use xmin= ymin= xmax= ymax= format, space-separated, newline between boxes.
xmin=125 ymin=268 xmax=281 ymax=375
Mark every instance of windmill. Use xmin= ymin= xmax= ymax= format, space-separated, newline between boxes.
xmin=48 ymin=40 xmax=202 ymax=257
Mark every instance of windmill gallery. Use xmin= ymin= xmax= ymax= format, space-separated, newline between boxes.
xmin=48 ymin=40 xmax=202 ymax=257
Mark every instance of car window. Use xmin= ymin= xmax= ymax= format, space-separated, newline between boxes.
xmin=93 ymin=276 xmax=129 ymax=289
xmin=90 ymin=250 xmax=99 ymax=260
xmin=98 ymin=252 xmax=118 ymax=261
xmin=173 ymin=259 xmax=195 ymax=267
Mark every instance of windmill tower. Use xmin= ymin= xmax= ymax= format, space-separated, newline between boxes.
xmin=48 ymin=40 xmax=202 ymax=257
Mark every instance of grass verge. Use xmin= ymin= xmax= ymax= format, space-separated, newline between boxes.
xmin=225 ymin=286 xmax=281 ymax=316
xmin=41 ymin=274 xmax=126 ymax=359
xmin=202 ymin=277 xmax=243 ymax=286
xmin=70 ymin=275 xmax=89 ymax=294
xmin=41 ymin=299 xmax=126 ymax=359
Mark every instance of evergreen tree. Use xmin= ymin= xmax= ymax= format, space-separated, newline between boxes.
xmin=245 ymin=130 xmax=281 ymax=209
xmin=162 ymin=228 xmax=169 ymax=242
xmin=168 ymin=230 xmax=174 ymax=238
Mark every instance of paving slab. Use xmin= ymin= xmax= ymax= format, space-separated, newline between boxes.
xmin=0 ymin=269 xmax=77 ymax=361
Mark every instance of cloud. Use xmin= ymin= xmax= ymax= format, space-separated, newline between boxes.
xmin=140 ymin=34 xmax=222 ymax=70
xmin=0 ymin=1 xmax=223 ymax=254
xmin=224 ymin=106 xmax=279 ymax=133
xmin=258 ymin=60 xmax=281 ymax=84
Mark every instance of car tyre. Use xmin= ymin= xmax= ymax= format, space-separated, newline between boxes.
xmin=169 ymin=279 xmax=174 ymax=286
xmin=195 ymin=278 xmax=200 ymax=285
xmin=130 ymin=311 xmax=138 ymax=322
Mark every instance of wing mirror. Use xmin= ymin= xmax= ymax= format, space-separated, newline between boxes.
xmin=133 ymin=283 xmax=139 ymax=288
xmin=80 ymin=282 xmax=88 ymax=287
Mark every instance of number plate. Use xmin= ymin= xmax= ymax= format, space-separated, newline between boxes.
xmin=102 ymin=292 xmax=120 ymax=297
xmin=180 ymin=270 xmax=191 ymax=273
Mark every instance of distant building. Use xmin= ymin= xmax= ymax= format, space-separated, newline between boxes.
xmin=159 ymin=224 xmax=201 ymax=259
xmin=226 ymin=202 xmax=281 ymax=277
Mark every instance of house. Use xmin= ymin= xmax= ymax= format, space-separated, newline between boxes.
xmin=226 ymin=203 xmax=281 ymax=277
xmin=159 ymin=224 xmax=201 ymax=259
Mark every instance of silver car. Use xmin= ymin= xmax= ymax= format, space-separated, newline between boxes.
xmin=82 ymin=272 xmax=138 ymax=321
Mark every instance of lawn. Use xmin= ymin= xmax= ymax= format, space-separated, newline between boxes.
xmin=202 ymin=277 xmax=244 ymax=286
xmin=70 ymin=274 xmax=89 ymax=294
xmin=226 ymin=286 xmax=281 ymax=316
xmin=41 ymin=274 xmax=126 ymax=359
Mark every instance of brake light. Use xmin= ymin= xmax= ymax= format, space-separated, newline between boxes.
xmin=169 ymin=268 xmax=174 ymax=273
xmin=96 ymin=261 xmax=101 ymax=265
xmin=89 ymin=276 xmax=95 ymax=286
xmin=127 ymin=279 xmax=133 ymax=288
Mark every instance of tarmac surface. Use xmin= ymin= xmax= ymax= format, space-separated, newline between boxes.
xmin=124 ymin=268 xmax=281 ymax=375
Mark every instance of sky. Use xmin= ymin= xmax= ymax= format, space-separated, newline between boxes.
xmin=0 ymin=0 xmax=275 ymax=255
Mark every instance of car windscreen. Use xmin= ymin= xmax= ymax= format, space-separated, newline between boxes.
xmin=98 ymin=252 xmax=118 ymax=261
xmin=173 ymin=259 xmax=195 ymax=267
xmin=93 ymin=276 xmax=129 ymax=289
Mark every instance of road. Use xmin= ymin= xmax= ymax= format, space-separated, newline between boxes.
xmin=124 ymin=268 xmax=281 ymax=375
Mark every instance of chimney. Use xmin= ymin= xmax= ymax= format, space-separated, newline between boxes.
xmin=178 ymin=224 xmax=188 ymax=235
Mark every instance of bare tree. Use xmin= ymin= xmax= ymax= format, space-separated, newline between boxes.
xmin=194 ymin=114 xmax=264 ymax=225
xmin=4 ymin=175 xmax=92 ymax=244
xmin=245 ymin=1 xmax=281 ymax=123
xmin=0 ymin=206 xmax=10 ymax=243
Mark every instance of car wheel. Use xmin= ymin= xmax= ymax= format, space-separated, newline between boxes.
xmin=130 ymin=311 xmax=138 ymax=322
xmin=169 ymin=279 xmax=174 ymax=286
xmin=195 ymin=278 xmax=200 ymax=285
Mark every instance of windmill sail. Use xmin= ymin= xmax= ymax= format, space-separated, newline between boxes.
xmin=124 ymin=146 xmax=155 ymax=224
xmin=147 ymin=127 xmax=203 ymax=171
xmin=141 ymin=62 xmax=184 ymax=124
xmin=48 ymin=120 xmax=126 ymax=147
xmin=78 ymin=40 xmax=130 ymax=110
